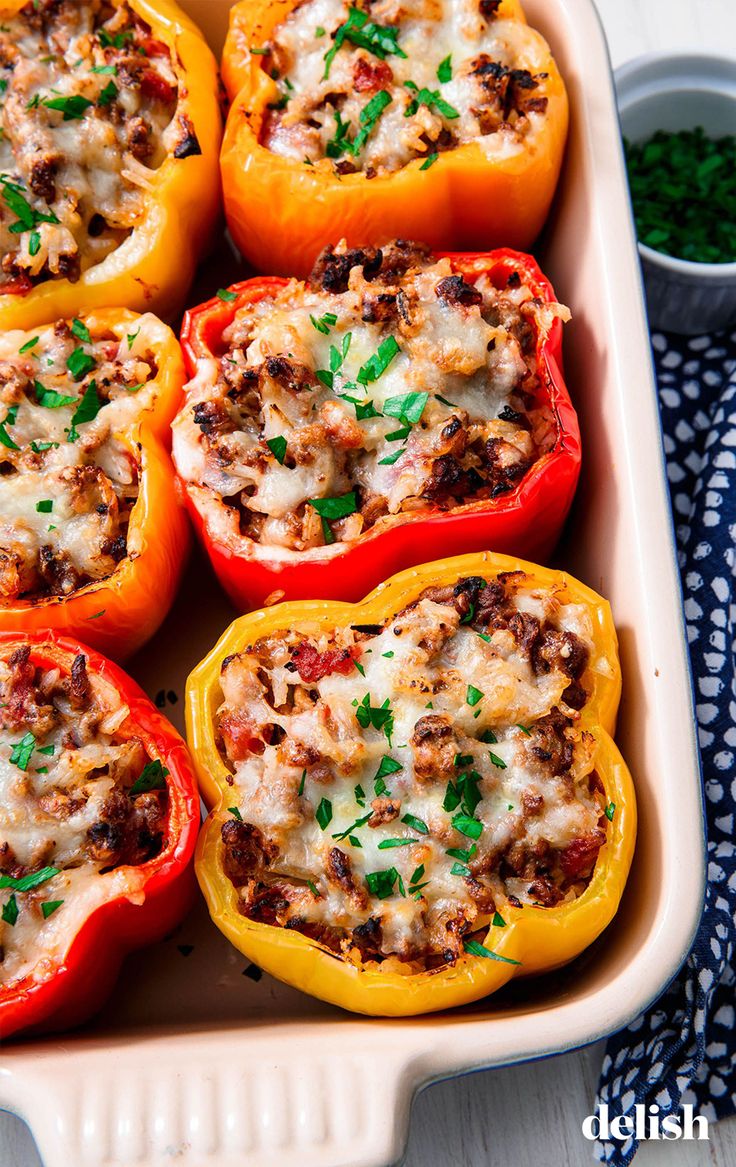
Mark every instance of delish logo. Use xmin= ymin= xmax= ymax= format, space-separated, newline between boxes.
xmin=582 ymin=1104 xmax=709 ymax=1142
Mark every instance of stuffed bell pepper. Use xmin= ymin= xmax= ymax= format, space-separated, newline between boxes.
xmin=0 ymin=0 xmax=221 ymax=329
xmin=220 ymin=0 xmax=568 ymax=276
xmin=0 ymin=309 xmax=189 ymax=659
xmin=0 ymin=631 xmax=199 ymax=1038
xmin=172 ymin=240 xmax=580 ymax=609
xmin=188 ymin=551 xmax=636 ymax=1017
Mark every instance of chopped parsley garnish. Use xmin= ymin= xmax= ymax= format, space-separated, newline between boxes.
xmin=420 ymin=152 xmax=439 ymax=170
xmin=298 ymin=769 xmax=306 ymax=796
xmin=67 ymin=379 xmax=101 ymax=440
xmin=71 ymin=317 xmax=92 ymax=343
xmin=129 ymin=759 xmax=169 ymax=796
xmin=480 ymin=729 xmax=497 ymax=743
xmin=307 ymin=490 xmax=357 ymax=544
xmin=463 ymin=938 xmax=521 ymax=966
xmin=19 ymin=335 xmax=39 ymax=354
xmin=98 ymin=28 xmax=134 ymax=49
xmin=450 ymin=861 xmax=470 ymax=877
xmin=489 ymin=752 xmax=507 ymax=770
xmin=97 ymin=80 xmax=119 ymax=107
xmin=409 ymin=864 xmax=425 ymax=885
xmin=266 ymin=435 xmax=287 ymax=464
xmin=9 ymin=731 xmax=36 ymax=770
xmin=451 ymin=812 xmax=483 ymax=840
xmin=446 ymin=844 xmax=477 ymax=863
xmin=382 ymin=389 xmax=427 ymax=425
xmin=442 ymin=781 xmax=462 ymax=812
xmin=310 ymin=311 xmax=338 ymax=335
xmin=323 ymin=7 xmax=407 ymax=79
xmin=67 ymin=345 xmax=96 ymax=381
xmin=356 ymin=696 xmax=394 ymax=744
xmin=1 ymin=174 xmax=59 ymax=232
xmin=492 ymin=911 xmax=506 ymax=928
xmin=37 ymin=744 xmax=55 ymax=756
xmin=354 ymin=782 xmax=366 ymax=807
xmin=306 ymin=880 xmax=321 ymax=898
xmin=0 ymin=405 xmax=19 ymax=450
xmin=404 ymin=82 xmax=460 ymax=121
xmin=373 ymin=754 xmax=402 ymax=784
xmin=401 ymin=812 xmax=429 ymax=835
xmin=382 ymin=650 xmax=394 ymax=659
xmin=35 ymin=500 xmax=53 ymax=513
xmin=454 ymin=753 xmax=473 ymax=768
xmin=605 ymin=801 xmax=616 ymax=821
xmin=332 ymin=812 xmax=372 ymax=842
xmin=377 ymin=446 xmax=404 ymax=466
xmin=250 ymin=46 xmax=270 ymax=55
xmin=0 ymin=866 xmax=59 ymax=892
xmin=35 ymin=382 xmax=76 ymax=409
xmin=466 ymin=684 xmax=484 ymax=707
xmin=91 ymin=64 xmax=118 ymax=75
xmin=216 ymin=288 xmax=237 ymax=302
xmin=2 ymin=894 xmax=18 ymax=926
xmin=352 ymin=89 xmax=392 ymax=153
xmin=516 ymin=724 xmax=531 ymax=736
xmin=357 ymin=335 xmax=401 ymax=385
xmin=365 ymin=866 xmax=404 ymax=899
xmin=28 ymin=229 xmax=41 ymax=255
xmin=126 ymin=326 xmax=140 ymax=350
xmin=437 ymin=55 xmax=453 ymax=83
xmin=43 ymin=94 xmax=93 ymax=120
xmin=41 ymin=900 xmax=64 ymax=919
xmin=339 ymin=393 xmax=381 ymax=420
xmin=30 ymin=440 xmax=58 ymax=453
xmin=315 ymin=797 xmax=333 ymax=830
xmin=228 ymin=806 xmax=243 ymax=820
xmin=378 ymin=837 xmax=413 ymax=849
xmin=315 ymin=330 xmax=351 ymax=387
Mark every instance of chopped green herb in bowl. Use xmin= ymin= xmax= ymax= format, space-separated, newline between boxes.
xmin=624 ymin=127 xmax=736 ymax=265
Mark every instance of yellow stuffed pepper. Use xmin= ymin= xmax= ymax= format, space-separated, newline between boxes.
xmin=220 ymin=0 xmax=569 ymax=276
xmin=0 ymin=0 xmax=221 ymax=328
xmin=188 ymin=552 xmax=636 ymax=1017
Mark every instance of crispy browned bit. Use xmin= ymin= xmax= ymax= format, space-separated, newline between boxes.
xmin=126 ymin=115 xmax=153 ymax=161
xmin=264 ymin=356 xmax=318 ymax=393
xmin=528 ymin=876 xmax=564 ymax=906
xmin=533 ymin=629 xmax=589 ymax=679
xmin=326 ymin=846 xmax=367 ymax=907
xmin=351 ymin=915 xmax=383 ymax=957
xmin=411 ymin=713 xmax=460 ymax=781
xmin=193 ymin=399 xmax=234 ymax=436
xmin=221 ymin=819 xmax=277 ymax=886
xmin=69 ymin=653 xmax=90 ymax=709
xmin=368 ymin=796 xmax=401 ymax=827
xmin=361 ymin=292 xmax=398 ymax=323
xmin=528 ymin=710 xmax=574 ymax=776
xmin=480 ymin=0 xmax=502 ymax=16
xmin=173 ymin=113 xmax=201 ymax=158
xmin=521 ymin=790 xmax=544 ymax=817
xmin=29 ymin=154 xmax=59 ymax=202
xmin=435 ymin=274 xmax=484 ymax=308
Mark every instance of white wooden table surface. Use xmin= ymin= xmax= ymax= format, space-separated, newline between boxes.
xmin=3 ymin=1 xmax=735 ymax=1165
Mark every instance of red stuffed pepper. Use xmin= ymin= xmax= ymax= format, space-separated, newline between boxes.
xmin=0 ymin=632 xmax=199 ymax=1039
xmin=173 ymin=240 xmax=580 ymax=609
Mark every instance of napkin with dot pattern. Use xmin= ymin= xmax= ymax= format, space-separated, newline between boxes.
xmin=595 ymin=327 xmax=736 ymax=1163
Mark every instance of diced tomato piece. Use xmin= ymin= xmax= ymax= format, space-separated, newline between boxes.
xmin=220 ymin=711 xmax=265 ymax=760
xmin=140 ymin=69 xmax=176 ymax=105
xmin=560 ymin=833 xmax=603 ymax=879
xmin=290 ymin=643 xmax=358 ymax=683
xmin=353 ymin=57 xmax=394 ymax=93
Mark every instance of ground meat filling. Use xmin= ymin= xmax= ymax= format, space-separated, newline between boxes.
xmin=173 ymin=239 xmax=569 ymax=555
xmin=216 ymin=570 xmax=608 ymax=971
xmin=0 ymin=317 xmax=161 ymax=600
xmin=0 ymin=0 xmax=186 ymax=290
xmin=255 ymin=0 xmax=555 ymax=176
xmin=0 ymin=645 xmax=169 ymax=984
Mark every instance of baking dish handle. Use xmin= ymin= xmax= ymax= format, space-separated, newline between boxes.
xmin=0 ymin=1041 xmax=421 ymax=1167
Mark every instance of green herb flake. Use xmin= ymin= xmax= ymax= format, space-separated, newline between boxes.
xmin=377 ymin=837 xmax=413 ymax=849
xmin=2 ymin=894 xmax=18 ymax=926
xmin=306 ymin=879 xmax=321 ymax=898
xmin=217 ymin=288 xmax=237 ymax=302
xmin=437 ymin=55 xmax=452 ymax=83
xmin=67 ymin=346 xmax=96 ymax=381
xmin=19 ymin=335 xmax=39 ymax=354
xmin=310 ymin=311 xmax=338 ymax=335
xmin=0 ymin=866 xmax=59 ymax=892
xmin=91 ymin=64 xmax=118 ymax=75
xmin=227 ymin=806 xmax=243 ymax=820
xmin=43 ymin=94 xmax=93 ymax=120
xmin=9 ymin=731 xmax=36 ymax=771
xmin=446 ymin=844 xmax=477 ymax=863
xmin=463 ymin=938 xmax=520 ymax=966
xmin=442 ymin=781 xmax=461 ymax=812
xmin=129 ymin=759 xmax=169 ymax=796
xmin=466 ymin=684 xmax=484 ymax=707
xmin=37 ymin=744 xmax=55 ymax=756
xmin=323 ymin=7 xmax=407 ymax=80
xmin=450 ymin=861 xmax=470 ymax=877
xmin=298 ymin=769 xmax=307 ymax=796
xmin=35 ymin=382 xmax=76 ymax=409
xmin=401 ymin=812 xmax=429 ymax=835
xmin=35 ymin=499 xmax=53 ymax=513
xmin=420 ymin=151 xmax=439 ymax=170
xmin=354 ymin=782 xmax=366 ymax=807
xmin=41 ymin=899 xmax=64 ymax=919
xmin=28 ymin=229 xmax=41 ymax=256
xmin=451 ymin=812 xmax=483 ymax=840
xmin=365 ymin=866 xmax=402 ymax=899
xmin=492 ymin=911 xmax=506 ymax=928
xmin=316 ymin=797 xmax=333 ymax=830
xmin=516 ymin=724 xmax=531 ymax=736
xmin=489 ymin=752 xmax=507 ymax=770
xmin=605 ymin=801 xmax=616 ymax=821
xmin=69 ymin=379 xmax=102 ymax=433
xmin=71 ymin=317 xmax=92 ymax=344
xmin=266 ymin=434 xmax=287 ymax=464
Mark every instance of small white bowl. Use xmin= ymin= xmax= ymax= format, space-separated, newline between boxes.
xmin=615 ymin=53 xmax=736 ymax=335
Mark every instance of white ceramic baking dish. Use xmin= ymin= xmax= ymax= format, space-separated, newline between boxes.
xmin=0 ymin=2 xmax=705 ymax=1165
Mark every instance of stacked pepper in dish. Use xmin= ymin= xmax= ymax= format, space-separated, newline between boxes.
xmin=0 ymin=0 xmax=222 ymax=327
xmin=220 ymin=0 xmax=569 ymax=275
xmin=173 ymin=239 xmax=580 ymax=608
xmin=0 ymin=632 xmax=199 ymax=1038
xmin=0 ymin=309 xmax=189 ymax=659
xmin=188 ymin=552 xmax=636 ymax=1016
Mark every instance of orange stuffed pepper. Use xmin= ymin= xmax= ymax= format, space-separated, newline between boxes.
xmin=220 ymin=0 xmax=569 ymax=276
xmin=0 ymin=309 xmax=188 ymax=659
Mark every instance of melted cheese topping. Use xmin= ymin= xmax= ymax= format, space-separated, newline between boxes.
xmin=0 ymin=0 xmax=188 ymax=288
xmin=217 ymin=571 xmax=607 ymax=969
xmin=0 ymin=646 xmax=168 ymax=985
xmin=172 ymin=240 xmax=568 ymax=559
xmin=0 ymin=313 xmax=162 ymax=599
xmin=260 ymin=0 xmax=556 ymax=174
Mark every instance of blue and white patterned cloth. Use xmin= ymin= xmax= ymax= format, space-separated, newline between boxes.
xmin=595 ymin=328 xmax=736 ymax=1164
